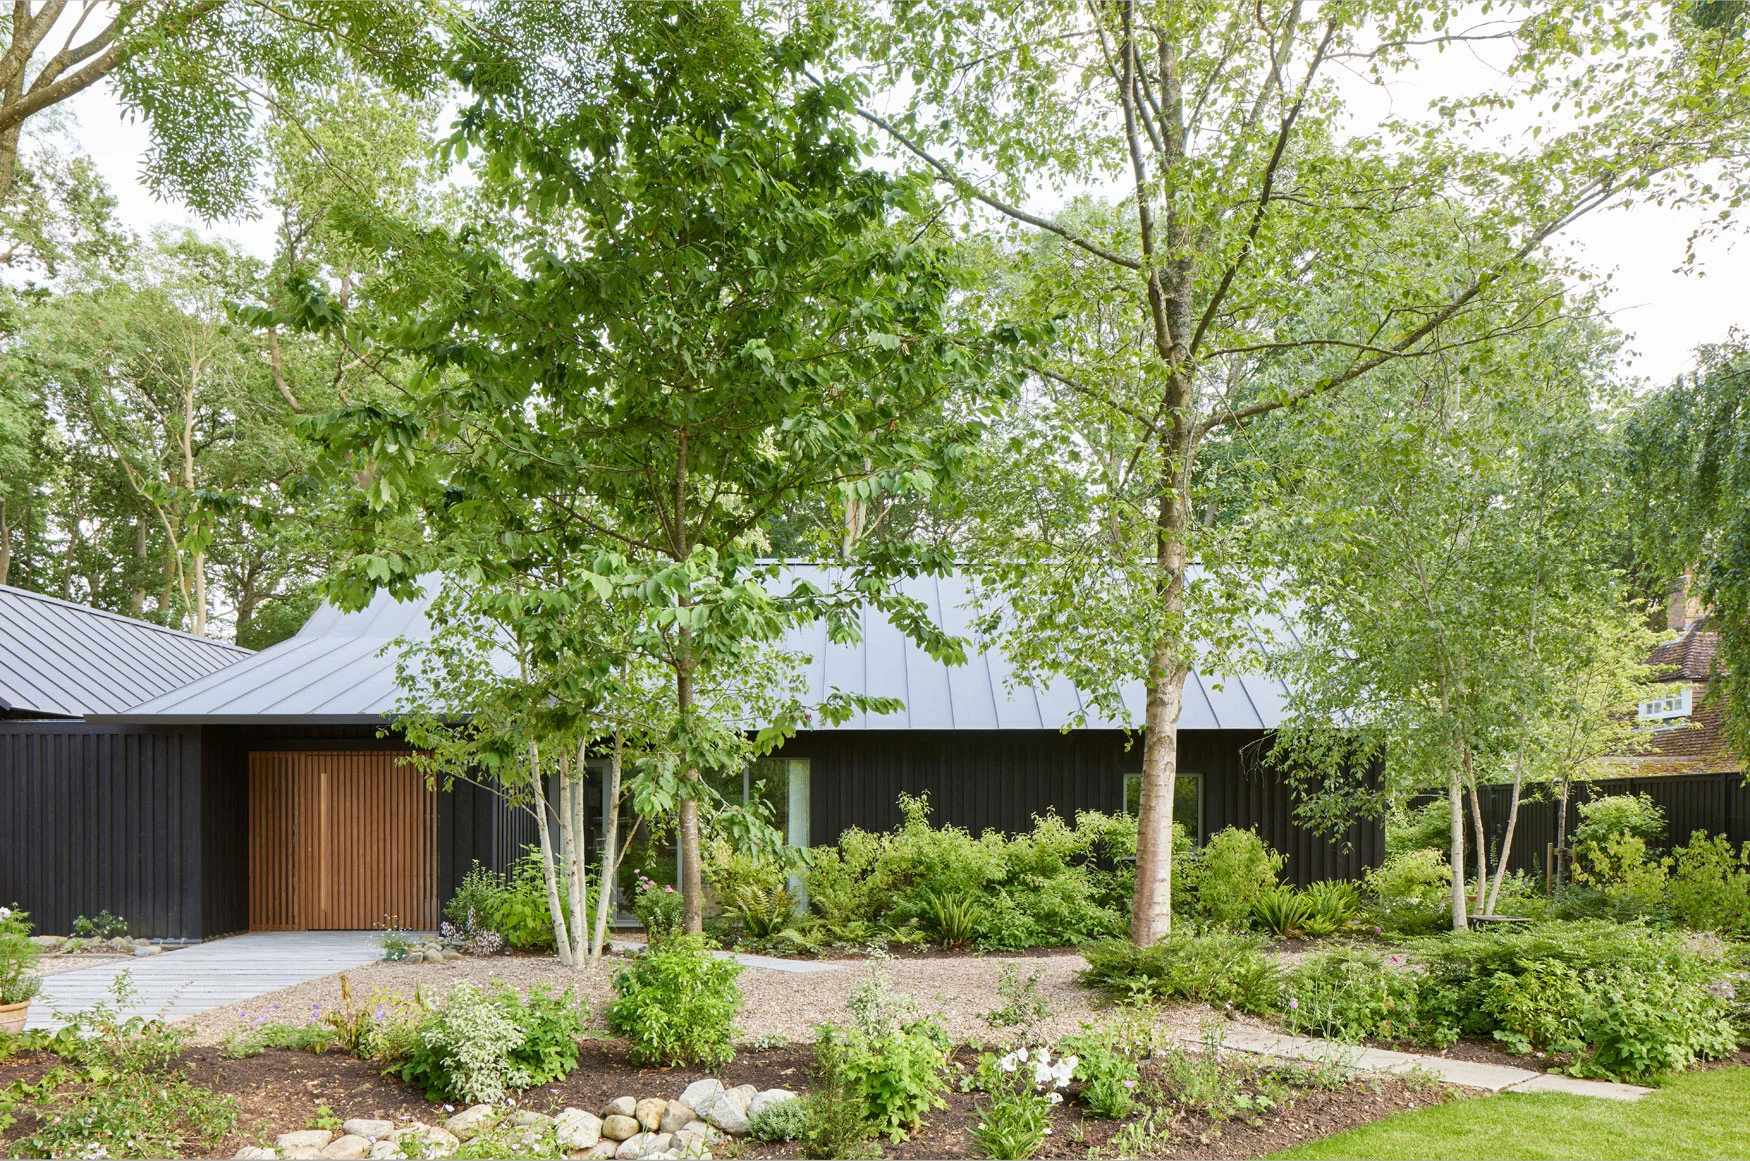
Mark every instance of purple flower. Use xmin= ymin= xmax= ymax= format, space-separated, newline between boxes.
xmin=1289 ymin=998 xmax=1299 ymax=1010
xmin=1122 ymin=1079 xmax=1136 ymax=1089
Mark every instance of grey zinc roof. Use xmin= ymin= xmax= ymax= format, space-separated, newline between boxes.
xmin=0 ymin=584 xmax=250 ymax=718
xmin=102 ymin=569 xmax=1291 ymax=731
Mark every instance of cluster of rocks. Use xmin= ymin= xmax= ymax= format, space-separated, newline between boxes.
xmin=391 ymin=939 xmax=462 ymax=965
xmin=234 ymin=1079 xmax=797 ymax=1161
xmin=33 ymin=934 xmax=162 ymax=957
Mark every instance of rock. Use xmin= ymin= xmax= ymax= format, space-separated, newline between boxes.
xmin=422 ymin=949 xmax=445 ymax=964
xmin=133 ymin=944 xmax=162 ymax=957
xmin=703 ymin=1102 xmax=747 ymax=1137
xmin=673 ymin=1128 xmax=714 ymax=1157
xmin=679 ymin=1121 xmax=712 ymax=1138
xmin=444 ymin=1104 xmax=496 ymax=1140
xmin=343 ymin=1119 xmax=394 ymax=1141
xmin=277 ymin=1130 xmax=336 ymax=1152
xmin=29 ymin=935 xmax=62 ymax=950
xmin=745 ymin=1089 xmax=797 ymax=1121
xmin=721 ymin=1085 xmax=757 ymax=1117
xmin=634 ymin=1098 xmax=666 ymax=1132
xmin=509 ymin=1110 xmax=554 ymax=1129
xmin=605 ymin=1096 xmax=638 ymax=1118
xmin=284 ymin=1149 xmax=324 ymax=1160
xmin=369 ymin=1142 xmax=403 ymax=1160
xmin=441 ymin=948 xmax=463 ymax=961
xmin=556 ymin=1109 xmax=603 ymax=1150
xmin=676 ymin=1080 xmax=723 ymax=1117
xmin=584 ymin=1142 xmax=618 ymax=1160
xmin=234 ymin=1149 xmax=277 ymax=1160
xmin=320 ymin=1135 xmax=372 ymax=1159
xmin=613 ymin=1133 xmax=645 ymax=1160
xmin=657 ymin=1103 xmax=694 ymax=1134
xmin=601 ymin=1114 xmax=640 ymax=1142
xmin=392 ymin=1124 xmax=458 ymax=1158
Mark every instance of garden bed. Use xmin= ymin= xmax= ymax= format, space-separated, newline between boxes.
xmin=0 ymin=1036 xmax=1449 ymax=1159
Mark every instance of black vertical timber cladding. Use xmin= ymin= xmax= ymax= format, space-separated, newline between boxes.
xmin=0 ymin=722 xmax=203 ymax=938
xmin=780 ymin=729 xmax=1382 ymax=886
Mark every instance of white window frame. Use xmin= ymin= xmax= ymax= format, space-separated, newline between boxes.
xmin=1638 ymin=685 xmax=1692 ymax=723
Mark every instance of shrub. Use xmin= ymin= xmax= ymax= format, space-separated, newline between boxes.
xmin=494 ymin=846 xmax=593 ymax=950
xmin=395 ymin=981 xmax=585 ymax=1102
xmin=1386 ymin=799 xmax=1452 ymax=858
xmin=821 ymin=1017 xmax=951 ymax=1139
xmin=802 ymin=1035 xmax=882 ymax=1160
xmin=1575 ymin=832 xmax=1669 ymax=906
xmin=923 ymin=889 xmax=984 ymax=949
xmin=1078 ymin=930 xmax=1280 ymax=1011
xmin=1665 ymin=831 xmax=1750 ymax=935
xmin=748 ymin=1096 xmax=817 ymax=1142
xmin=70 ymin=909 xmax=128 ymax=940
xmin=1572 ymin=793 xmax=1666 ymax=868
xmin=631 ymin=869 xmax=684 ymax=937
xmin=1302 ymin=880 xmax=1362 ymax=933
xmin=1363 ymin=848 xmax=1451 ymax=935
xmin=1185 ymin=828 xmax=1283 ymax=928
xmin=1252 ymin=886 xmax=1314 ymax=938
xmin=606 ymin=932 xmax=742 ymax=1066
xmin=0 ymin=905 xmax=42 ymax=1006
xmin=1282 ymin=950 xmax=1440 ymax=1045
xmin=1059 ymin=1031 xmax=1138 ymax=1118
xmin=444 ymin=862 xmax=508 ymax=929
xmin=969 ymin=1047 xmax=1073 ymax=1160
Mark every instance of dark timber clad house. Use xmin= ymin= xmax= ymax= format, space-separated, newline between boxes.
xmin=2 ymin=573 xmax=1382 ymax=939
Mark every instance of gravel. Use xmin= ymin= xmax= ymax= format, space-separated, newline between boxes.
xmin=35 ymin=953 xmax=133 ymax=976
xmin=178 ymin=948 xmax=1215 ymax=1048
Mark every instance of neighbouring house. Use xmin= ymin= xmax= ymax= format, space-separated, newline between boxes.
xmin=3 ymin=572 xmax=1382 ymax=938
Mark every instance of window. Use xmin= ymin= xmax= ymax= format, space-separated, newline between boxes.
xmin=1125 ymin=772 xmax=1204 ymax=847
xmin=1638 ymin=685 xmax=1692 ymax=723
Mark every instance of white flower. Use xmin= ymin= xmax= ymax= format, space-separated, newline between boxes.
xmin=0 ymin=907 xmax=11 ymax=921
xmin=1047 ymin=1092 xmax=1063 ymax=1105
xmin=1033 ymin=1060 xmax=1054 ymax=1086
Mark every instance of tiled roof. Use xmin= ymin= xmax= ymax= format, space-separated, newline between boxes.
xmin=0 ymin=584 xmax=249 ymax=718
xmin=100 ymin=569 xmax=1294 ymax=731
xmin=1648 ymin=623 xmax=1721 ymax=682
xmin=1600 ymin=623 xmax=1739 ymax=775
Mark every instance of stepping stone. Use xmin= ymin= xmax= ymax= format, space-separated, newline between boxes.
xmin=1383 ymin=1056 xmax=1540 ymax=1092
xmin=1506 ymin=1073 xmax=1653 ymax=1101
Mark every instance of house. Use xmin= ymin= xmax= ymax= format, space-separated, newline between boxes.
xmin=3 ymin=572 xmax=1382 ymax=938
xmin=1598 ymin=595 xmax=1738 ymax=778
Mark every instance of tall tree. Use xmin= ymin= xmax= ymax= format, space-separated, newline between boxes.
xmin=302 ymin=2 xmax=1007 ymax=931
xmin=851 ymin=0 xmax=1750 ymax=941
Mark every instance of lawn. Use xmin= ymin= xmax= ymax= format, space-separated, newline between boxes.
xmin=1275 ymin=1066 xmax=1750 ymax=1160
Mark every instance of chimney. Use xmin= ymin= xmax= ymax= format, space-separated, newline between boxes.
xmin=1667 ymin=571 xmax=1704 ymax=634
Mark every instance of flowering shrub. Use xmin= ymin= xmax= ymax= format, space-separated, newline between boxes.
xmin=631 ymin=870 xmax=683 ymax=936
xmin=969 ymin=1047 xmax=1075 ymax=1160
xmin=0 ymin=904 xmax=42 ymax=1007
xmin=439 ymin=909 xmax=505 ymax=957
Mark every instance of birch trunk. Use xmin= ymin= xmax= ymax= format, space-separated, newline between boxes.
xmin=528 ymin=741 xmax=576 ymax=967
xmin=1485 ymin=752 xmax=1526 ymax=914
xmin=591 ymin=739 xmax=624 ymax=964
xmin=1448 ymin=772 xmax=1469 ymax=931
xmin=562 ymin=743 xmax=588 ymax=967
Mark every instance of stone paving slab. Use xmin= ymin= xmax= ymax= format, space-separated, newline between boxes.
xmin=1198 ymin=1024 xmax=1647 ymax=1100
xmin=27 ymin=930 xmax=382 ymax=1032
xmin=1505 ymin=1073 xmax=1654 ymax=1101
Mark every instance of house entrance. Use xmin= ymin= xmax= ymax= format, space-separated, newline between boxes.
xmin=247 ymin=751 xmax=438 ymax=931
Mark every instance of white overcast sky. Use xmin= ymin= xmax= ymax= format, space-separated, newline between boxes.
xmin=59 ymin=26 xmax=1746 ymax=389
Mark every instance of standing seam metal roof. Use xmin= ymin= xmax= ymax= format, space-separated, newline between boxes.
xmin=100 ymin=569 xmax=1294 ymax=730
xmin=0 ymin=584 xmax=250 ymax=718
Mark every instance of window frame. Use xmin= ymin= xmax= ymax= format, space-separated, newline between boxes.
xmin=1124 ymin=771 xmax=1204 ymax=847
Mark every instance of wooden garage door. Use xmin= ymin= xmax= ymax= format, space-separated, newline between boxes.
xmin=247 ymin=751 xmax=438 ymax=930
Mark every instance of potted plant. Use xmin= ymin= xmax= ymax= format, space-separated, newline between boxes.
xmin=0 ymin=905 xmax=42 ymax=1034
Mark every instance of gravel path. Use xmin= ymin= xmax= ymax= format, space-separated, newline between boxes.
xmin=35 ymin=954 xmax=132 ymax=976
xmin=177 ymin=949 xmax=1214 ymax=1048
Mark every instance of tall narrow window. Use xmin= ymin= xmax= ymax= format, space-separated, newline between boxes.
xmin=1125 ymin=772 xmax=1204 ymax=847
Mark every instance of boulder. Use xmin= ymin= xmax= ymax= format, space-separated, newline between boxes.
xmin=392 ymin=1124 xmax=458 ymax=1158
xmin=277 ymin=1130 xmax=336 ymax=1152
xmin=443 ymin=1104 xmax=496 ymax=1140
xmin=283 ymin=1150 xmax=324 ymax=1160
xmin=555 ymin=1109 xmax=603 ymax=1151
xmin=634 ymin=1098 xmax=666 ymax=1132
xmin=720 ymin=1086 xmax=757 ymax=1117
xmin=133 ymin=944 xmax=162 ymax=957
xmin=676 ymin=1080 xmax=723 ymax=1117
xmin=29 ymin=935 xmax=62 ymax=951
xmin=342 ymin=1119 xmax=394 ymax=1140
xmin=703 ymin=1102 xmax=747 ymax=1137
xmin=422 ymin=949 xmax=445 ymax=964
xmin=441 ymin=949 xmax=463 ymax=961
xmin=614 ymin=1132 xmax=648 ymax=1160
xmin=657 ymin=1103 xmax=694 ymax=1134
xmin=320 ymin=1135 xmax=372 ymax=1159
xmin=234 ymin=1149 xmax=277 ymax=1160
xmin=584 ymin=1143 xmax=618 ymax=1160
xmin=745 ymin=1089 xmax=797 ymax=1121
xmin=601 ymin=1114 xmax=640 ymax=1142
xmin=369 ymin=1142 xmax=403 ymax=1160
xmin=604 ymin=1096 xmax=638 ymax=1118
xmin=509 ymin=1110 xmax=554 ymax=1129
xmin=679 ymin=1121 xmax=712 ymax=1137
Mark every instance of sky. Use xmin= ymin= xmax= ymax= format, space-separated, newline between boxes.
xmin=60 ymin=30 xmax=1747 ymax=389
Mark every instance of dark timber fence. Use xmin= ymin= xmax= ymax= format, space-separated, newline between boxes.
xmin=1411 ymin=771 xmax=1750 ymax=878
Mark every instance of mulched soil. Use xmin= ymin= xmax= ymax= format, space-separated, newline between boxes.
xmin=0 ymin=1037 xmax=1449 ymax=1160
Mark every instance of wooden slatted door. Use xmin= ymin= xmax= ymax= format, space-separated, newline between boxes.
xmin=247 ymin=751 xmax=438 ymax=930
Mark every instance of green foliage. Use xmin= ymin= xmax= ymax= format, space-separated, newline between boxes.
xmin=631 ymin=870 xmax=684 ymax=939
xmin=1363 ymin=849 xmax=1452 ymax=935
xmin=1282 ymin=951 xmax=1441 ymax=1046
xmin=1184 ymin=828 xmax=1284 ymax=928
xmin=1576 ymin=832 xmax=1669 ymax=910
xmin=1303 ymin=880 xmax=1362 ymax=934
xmin=0 ymin=906 xmax=42 ymax=1006
xmin=606 ymin=933 xmax=743 ymax=1067
xmin=1078 ymin=930 xmax=1281 ymax=1011
xmin=1573 ymin=793 xmax=1667 ymax=868
xmin=748 ymin=1096 xmax=817 ymax=1142
xmin=1665 ymin=832 xmax=1750 ymax=935
xmin=982 ymin=964 xmax=1052 ymax=1037
xmin=821 ymin=1018 xmax=951 ymax=1140
xmin=394 ymin=982 xmax=585 ymax=1103
xmin=799 ymin=797 xmax=1133 ymax=950
xmin=444 ymin=862 xmax=507 ymax=929
xmin=969 ymin=1048 xmax=1070 ymax=1160
xmin=1252 ymin=886 xmax=1315 ymax=938
xmin=491 ymin=846 xmax=586 ymax=951
xmin=224 ymin=1020 xmax=344 ymax=1058
xmin=70 ymin=910 xmax=128 ymax=940
xmin=801 ymin=1035 xmax=883 ymax=1160
xmin=1059 ymin=1032 xmax=1139 ymax=1119
xmin=1386 ymin=800 xmax=1453 ymax=860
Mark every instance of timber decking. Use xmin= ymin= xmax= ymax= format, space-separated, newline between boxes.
xmin=25 ymin=930 xmax=383 ymax=1031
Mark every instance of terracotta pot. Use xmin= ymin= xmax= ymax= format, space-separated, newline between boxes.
xmin=0 ymin=999 xmax=29 ymax=1035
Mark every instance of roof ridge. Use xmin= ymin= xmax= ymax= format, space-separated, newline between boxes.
xmin=0 ymin=584 xmax=251 ymax=655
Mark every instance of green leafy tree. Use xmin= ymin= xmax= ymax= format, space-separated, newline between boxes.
xmin=848 ymin=0 xmax=1750 ymax=942
xmin=303 ymin=3 xmax=1009 ymax=931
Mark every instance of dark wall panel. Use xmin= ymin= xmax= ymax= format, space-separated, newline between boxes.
xmin=0 ymin=723 xmax=203 ymax=938
xmin=779 ymin=729 xmax=1381 ymax=886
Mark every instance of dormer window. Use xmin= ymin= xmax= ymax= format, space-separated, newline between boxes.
xmin=1639 ymin=685 xmax=1692 ymax=722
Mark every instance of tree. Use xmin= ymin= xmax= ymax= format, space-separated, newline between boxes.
xmin=848 ymin=0 xmax=1750 ymax=942
xmin=1627 ymin=339 xmax=1750 ymax=762
xmin=302 ymin=2 xmax=1008 ymax=932
xmin=1262 ymin=319 xmax=1647 ymax=928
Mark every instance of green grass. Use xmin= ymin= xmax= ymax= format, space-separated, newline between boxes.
xmin=1273 ymin=1067 xmax=1750 ymax=1160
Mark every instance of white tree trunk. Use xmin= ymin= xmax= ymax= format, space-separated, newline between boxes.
xmin=1448 ymin=772 xmax=1469 ymax=931
xmin=528 ymin=741 xmax=575 ymax=967
xmin=590 ymin=741 xmax=624 ymax=965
